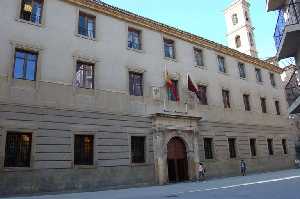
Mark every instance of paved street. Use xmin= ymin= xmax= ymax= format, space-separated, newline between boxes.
xmin=4 ymin=169 xmax=300 ymax=199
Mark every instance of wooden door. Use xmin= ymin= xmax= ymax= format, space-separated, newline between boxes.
xmin=167 ymin=137 xmax=188 ymax=182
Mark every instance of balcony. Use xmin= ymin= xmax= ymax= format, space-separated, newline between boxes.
xmin=286 ymin=70 xmax=300 ymax=114
xmin=273 ymin=2 xmax=300 ymax=59
xmin=266 ymin=0 xmax=286 ymax=11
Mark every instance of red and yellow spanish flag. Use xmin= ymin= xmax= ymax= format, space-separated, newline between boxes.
xmin=165 ymin=66 xmax=179 ymax=101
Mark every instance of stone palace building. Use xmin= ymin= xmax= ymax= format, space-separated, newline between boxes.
xmin=0 ymin=0 xmax=296 ymax=195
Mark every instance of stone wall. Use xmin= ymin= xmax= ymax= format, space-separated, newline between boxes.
xmin=198 ymin=121 xmax=295 ymax=177
xmin=0 ymin=102 xmax=155 ymax=196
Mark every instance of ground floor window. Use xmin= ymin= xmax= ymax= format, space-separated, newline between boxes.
xmin=282 ymin=139 xmax=288 ymax=154
xmin=228 ymin=138 xmax=237 ymax=158
xmin=74 ymin=135 xmax=94 ymax=165
xmin=267 ymin=139 xmax=274 ymax=155
xmin=4 ymin=132 xmax=32 ymax=167
xmin=204 ymin=138 xmax=214 ymax=159
xmin=250 ymin=138 xmax=256 ymax=157
xmin=131 ymin=136 xmax=146 ymax=163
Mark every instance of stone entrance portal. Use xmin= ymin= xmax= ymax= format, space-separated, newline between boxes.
xmin=167 ymin=137 xmax=189 ymax=182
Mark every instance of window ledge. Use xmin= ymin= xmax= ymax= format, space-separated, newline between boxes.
xmin=73 ymin=87 xmax=96 ymax=96
xmin=194 ymin=65 xmax=207 ymax=70
xmin=129 ymin=95 xmax=144 ymax=99
xmin=74 ymin=165 xmax=96 ymax=169
xmin=15 ymin=18 xmax=43 ymax=27
xmin=164 ymin=57 xmax=177 ymax=62
xmin=75 ymin=34 xmax=97 ymax=42
xmin=127 ymin=47 xmax=145 ymax=54
xmin=129 ymin=162 xmax=151 ymax=167
xmin=10 ymin=79 xmax=37 ymax=89
xmin=2 ymin=167 xmax=33 ymax=171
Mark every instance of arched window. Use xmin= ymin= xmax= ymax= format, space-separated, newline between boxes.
xmin=248 ymin=32 xmax=254 ymax=46
xmin=235 ymin=35 xmax=241 ymax=48
xmin=232 ymin=14 xmax=238 ymax=25
xmin=245 ymin=11 xmax=249 ymax=21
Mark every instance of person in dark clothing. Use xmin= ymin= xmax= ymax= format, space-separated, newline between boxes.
xmin=240 ymin=160 xmax=246 ymax=176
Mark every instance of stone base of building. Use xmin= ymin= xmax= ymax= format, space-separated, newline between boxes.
xmin=0 ymin=159 xmax=295 ymax=196
xmin=0 ymin=103 xmax=296 ymax=196
xmin=0 ymin=165 xmax=155 ymax=196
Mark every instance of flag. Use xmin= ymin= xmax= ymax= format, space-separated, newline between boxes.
xmin=188 ymin=74 xmax=202 ymax=102
xmin=164 ymin=65 xmax=179 ymax=101
xmin=164 ymin=66 xmax=173 ymax=88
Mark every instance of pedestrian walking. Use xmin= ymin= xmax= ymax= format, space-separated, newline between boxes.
xmin=240 ymin=160 xmax=246 ymax=176
xmin=198 ymin=162 xmax=205 ymax=181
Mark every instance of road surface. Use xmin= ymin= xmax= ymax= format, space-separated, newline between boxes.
xmin=3 ymin=169 xmax=300 ymax=199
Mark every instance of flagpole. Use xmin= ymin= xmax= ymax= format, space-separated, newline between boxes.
xmin=163 ymin=64 xmax=167 ymax=112
xmin=186 ymin=72 xmax=189 ymax=114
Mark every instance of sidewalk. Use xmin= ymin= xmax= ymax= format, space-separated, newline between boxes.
xmin=3 ymin=169 xmax=300 ymax=199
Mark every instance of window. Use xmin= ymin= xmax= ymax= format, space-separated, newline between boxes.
xmin=131 ymin=136 xmax=146 ymax=163
xmin=222 ymin=89 xmax=231 ymax=108
xmin=238 ymin=62 xmax=246 ymax=78
xmin=20 ymin=0 xmax=43 ymax=24
xmin=197 ymin=85 xmax=208 ymax=105
xmin=282 ymin=139 xmax=288 ymax=154
xmin=270 ymin=73 xmax=276 ymax=87
xmin=74 ymin=135 xmax=94 ymax=165
xmin=243 ymin=94 xmax=251 ymax=111
xmin=255 ymin=68 xmax=262 ymax=82
xmin=128 ymin=28 xmax=142 ymax=50
xmin=129 ymin=72 xmax=143 ymax=96
xmin=275 ymin=100 xmax=281 ymax=115
xmin=194 ymin=48 xmax=204 ymax=66
xmin=250 ymin=138 xmax=256 ymax=157
xmin=232 ymin=14 xmax=238 ymax=25
xmin=74 ymin=61 xmax=94 ymax=89
xmin=245 ymin=11 xmax=249 ymax=21
xmin=235 ymin=35 xmax=241 ymax=48
xmin=4 ymin=132 xmax=32 ymax=167
xmin=78 ymin=12 xmax=96 ymax=38
xmin=260 ymin=97 xmax=267 ymax=113
xmin=217 ymin=56 xmax=226 ymax=73
xmin=204 ymin=138 xmax=214 ymax=159
xmin=164 ymin=38 xmax=175 ymax=59
xmin=249 ymin=32 xmax=254 ymax=46
xmin=267 ymin=139 xmax=274 ymax=155
xmin=167 ymin=79 xmax=179 ymax=101
xmin=13 ymin=49 xmax=38 ymax=81
xmin=228 ymin=138 xmax=237 ymax=159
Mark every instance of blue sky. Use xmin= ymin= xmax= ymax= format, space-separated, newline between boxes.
xmin=102 ymin=0 xmax=278 ymax=59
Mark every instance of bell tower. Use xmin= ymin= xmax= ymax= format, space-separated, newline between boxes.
xmin=224 ymin=0 xmax=258 ymax=57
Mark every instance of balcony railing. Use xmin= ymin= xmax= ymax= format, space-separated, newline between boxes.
xmin=274 ymin=2 xmax=300 ymax=50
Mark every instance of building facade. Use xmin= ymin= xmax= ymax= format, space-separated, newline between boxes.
xmin=0 ymin=0 xmax=296 ymax=195
xmin=266 ymin=0 xmax=300 ymax=158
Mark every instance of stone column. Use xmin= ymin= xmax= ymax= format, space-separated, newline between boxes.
xmin=153 ymin=128 xmax=167 ymax=185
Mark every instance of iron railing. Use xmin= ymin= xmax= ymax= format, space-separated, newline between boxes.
xmin=274 ymin=2 xmax=300 ymax=50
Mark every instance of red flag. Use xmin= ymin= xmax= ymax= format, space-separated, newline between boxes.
xmin=188 ymin=75 xmax=198 ymax=93
xmin=188 ymin=74 xmax=202 ymax=102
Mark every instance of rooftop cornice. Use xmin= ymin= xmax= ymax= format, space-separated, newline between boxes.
xmin=63 ymin=0 xmax=283 ymax=74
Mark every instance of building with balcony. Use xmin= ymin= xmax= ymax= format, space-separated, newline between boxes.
xmin=267 ymin=0 xmax=300 ymax=158
xmin=0 ymin=0 xmax=296 ymax=196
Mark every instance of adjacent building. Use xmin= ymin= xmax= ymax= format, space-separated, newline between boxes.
xmin=0 ymin=0 xmax=295 ymax=195
xmin=266 ymin=0 xmax=300 ymax=158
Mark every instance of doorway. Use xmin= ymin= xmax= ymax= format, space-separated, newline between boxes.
xmin=167 ymin=137 xmax=189 ymax=182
